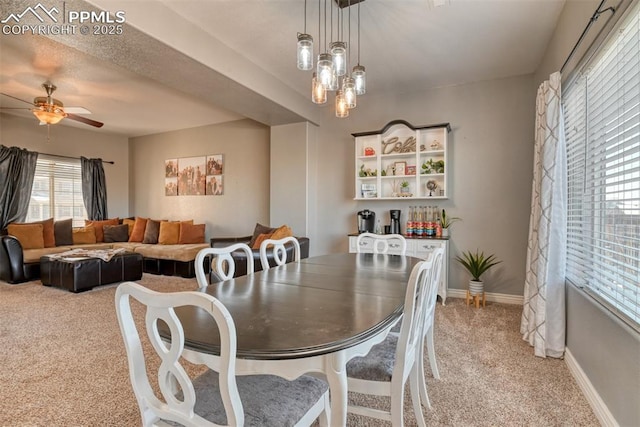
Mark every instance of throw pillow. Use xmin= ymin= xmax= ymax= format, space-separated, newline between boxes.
xmin=128 ymin=217 xmax=148 ymax=242
xmin=248 ymin=222 xmax=277 ymax=248
xmin=270 ymin=225 xmax=294 ymax=241
xmin=122 ymin=218 xmax=135 ymax=236
xmin=85 ymin=218 xmax=119 ymax=243
xmin=12 ymin=218 xmax=55 ymax=248
xmin=103 ymin=224 xmax=129 ymax=243
xmin=54 ymin=218 xmax=73 ymax=246
xmin=158 ymin=221 xmax=180 ymax=245
xmin=72 ymin=226 xmax=97 ymax=244
xmin=7 ymin=223 xmax=45 ymax=249
xmin=178 ymin=223 xmax=205 ymax=244
xmin=142 ymin=219 xmax=161 ymax=244
xmin=252 ymin=232 xmax=272 ymax=250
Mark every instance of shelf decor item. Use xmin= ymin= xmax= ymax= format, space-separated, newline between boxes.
xmin=353 ymin=120 xmax=451 ymax=200
xmin=440 ymin=209 xmax=461 ymax=237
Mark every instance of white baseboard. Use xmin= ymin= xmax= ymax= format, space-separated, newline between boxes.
xmin=446 ymin=289 xmax=524 ymax=305
xmin=565 ymin=348 xmax=618 ymax=427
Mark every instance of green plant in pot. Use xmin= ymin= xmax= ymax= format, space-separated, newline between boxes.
xmin=400 ymin=180 xmax=410 ymax=193
xmin=455 ymin=250 xmax=501 ymax=296
xmin=440 ymin=209 xmax=461 ymax=237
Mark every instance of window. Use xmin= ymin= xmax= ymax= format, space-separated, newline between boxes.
xmin=564 ymin=2 xmax=640 ymax=328
xmin=26 ymin=156 xmax=87 ymax=227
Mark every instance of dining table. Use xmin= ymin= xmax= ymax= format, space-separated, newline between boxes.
xmin=169 ymin=252 xmax=421 ymax=426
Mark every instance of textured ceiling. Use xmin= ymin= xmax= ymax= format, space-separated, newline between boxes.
xmin=0 ymin=0 xmax=566 ymax=137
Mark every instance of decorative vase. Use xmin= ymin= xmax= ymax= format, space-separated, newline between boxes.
xmin=469 ymin=280 xmax=484 ymax=296
xmin=441 ymin=228 xmax=449 ymax=238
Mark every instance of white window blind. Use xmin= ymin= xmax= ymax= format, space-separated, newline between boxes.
xmin=564 ymin=2 xmax=640 ymax=327
xmin=26 ymin=155 xmax=87 ymax=227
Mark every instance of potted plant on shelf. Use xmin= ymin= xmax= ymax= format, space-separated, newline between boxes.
xmin=440 ymin=209 xmax=461 ymax=237
xmin=455 ymin=249 xmax=501 ymax=296
xmin=400 ymin=180 xmax=410 ymax=194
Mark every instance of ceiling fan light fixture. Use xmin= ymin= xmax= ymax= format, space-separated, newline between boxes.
xmin=32 ymin=109 xmax=65 ymax=125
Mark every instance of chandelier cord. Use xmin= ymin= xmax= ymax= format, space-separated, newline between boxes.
xmin=357 ymin=2 xmax=361 ymax=65
xmin=303 ymin=0 xmax=307 ymax=34
xmin=324 ymin=0 xmax=328 ymax=52
xmin=348 ymin=0 xmax=351 ymax=71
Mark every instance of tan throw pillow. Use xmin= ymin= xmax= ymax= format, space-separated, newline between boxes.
xmin=178 ymin=223 xmax=205 ymax=244
xmin=128 ymin=217 xmax=148 ymax=243
xmin=252 ymin=232 xmax=272 ymax=250
xmin=270 ymin=225 xmax=294 ymax=241
xmin=72 ymin=226 xmax=97 ymax=245
xmin=158 ymin=221 xmax=180 ymax=245
xmin=248 ymin=222 xmax=277 ymax=248
xmin=7 ymin=223 xmax=45 ymax=249
xmin=85 ymin=218 xmax=119 ymax=243
xmin=122 ymin=218 xmax=135 ymax=236
xmin=12 ymin=218 xmax=55 ymax=248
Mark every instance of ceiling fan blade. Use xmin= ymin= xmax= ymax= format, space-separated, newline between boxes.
xmin=66 ymin=113 xmax=104 ymax=128
xmin=65 ymin=106 xmax=91 ymax=114
xmin=0 ymin=107 xmax=32 ymax=110
xmin=0 ymin=93 xmax=34 ymax=106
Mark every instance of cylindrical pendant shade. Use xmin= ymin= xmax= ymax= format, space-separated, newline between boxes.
xmin=327 ymin=70 xmax=339 ymax=91
xmin=297 ymin=34 xmax=314 ymax=70
xmin=330 ymin=41 xmax=347 ymax=77
xmin=317 ymin=53 xmax=334 ymax=87
xmin=336 ymin=90 xmax=349 ymax=118
xmin=343 ymin=77 xmax=357 ymax=109
xmin=312 ymin=72 xmax=327 ymax=104
xmin=353 ymin=65 xmax=366 ymax=95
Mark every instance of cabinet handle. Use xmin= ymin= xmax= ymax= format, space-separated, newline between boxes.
xmin=421 ymin=245 xmax=435 ymax=250
xmin=390 ymin=243 xmax=399 ymax=248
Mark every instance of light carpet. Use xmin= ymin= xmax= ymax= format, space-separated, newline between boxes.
xmin=0 ymin=274 xmax=598 ymax=426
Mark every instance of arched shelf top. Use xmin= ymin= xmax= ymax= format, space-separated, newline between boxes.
xmin=351 ymin=120 xmax=451 ymax=137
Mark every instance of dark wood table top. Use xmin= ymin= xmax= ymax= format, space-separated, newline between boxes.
xmin=170 ymin=253 xmax=421 ymax=360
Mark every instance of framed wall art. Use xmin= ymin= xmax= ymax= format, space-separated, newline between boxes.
xmin=166 ymin=154 xmax=224 ymax=196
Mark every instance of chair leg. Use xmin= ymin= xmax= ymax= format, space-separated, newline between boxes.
xmin=390 ymin=376 xmax=405 ymax=427
xmin=410 ymin=364 xmax=427 ymax=427
xmin=318 ymin=392 xmax=330 ymax=427
xmin=426 ymin=326 xmax=440 ymax=380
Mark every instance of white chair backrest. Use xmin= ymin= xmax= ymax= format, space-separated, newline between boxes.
xmin=195 ymin=244 xmax=254 ymax=286
xmin=115 ymin=282 xmax=243 ymax=426
xmin=259 ymin=236 xmax=301 ymax=271
xmin=355 ymin=232 xmax=407 ymax=255
xmin=423 ymin=247 xmax=445 ymax=334
xmin=395 ymin=259 xmax=436 ymax=383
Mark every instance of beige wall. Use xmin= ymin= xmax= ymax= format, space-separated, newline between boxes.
xmin=304 ymin=74 xmax=536 ymax=296
xmin=128 ymin=119 xmax=270 ymax=239
xmin=0 ymin=113 xmax=130 ymax=218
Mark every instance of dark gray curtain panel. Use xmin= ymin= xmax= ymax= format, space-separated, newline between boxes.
xmin=0 ymin=145 xmax=38 ymax=230
xmin=81 ymin=156 xmax=108 ymax=221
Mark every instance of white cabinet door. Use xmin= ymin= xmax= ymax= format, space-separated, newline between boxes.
xmin=348 ymin=236 xmax=448 ymax=304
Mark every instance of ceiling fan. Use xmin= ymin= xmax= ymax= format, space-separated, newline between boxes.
xmin=0 ymin=83 xmax=104 ymax=128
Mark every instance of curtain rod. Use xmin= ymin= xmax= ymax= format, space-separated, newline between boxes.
xmin=560 ymin=0 xmax=617 ymax=73
xmin=39 ymin=152 xmax=115 ymax=165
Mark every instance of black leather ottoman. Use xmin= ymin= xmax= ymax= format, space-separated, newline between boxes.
xmin=40 ymin=252 xmax=143 ymax=293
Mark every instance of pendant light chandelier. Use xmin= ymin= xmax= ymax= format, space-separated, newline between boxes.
xmin=297 ymin=0 xmax=367 ymax=118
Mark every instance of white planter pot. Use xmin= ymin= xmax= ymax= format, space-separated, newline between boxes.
xmin=441 ymin=228 xmax=449 ymax=238
xmin=469 ymin=280 xmax=484 ymax=296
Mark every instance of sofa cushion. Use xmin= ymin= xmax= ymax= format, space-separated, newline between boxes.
xmin=128 ymin=217 xmax=148 ymax=242
xmin=104 ymin=224 xmax=129 ymax=243
xmin=178 ymin=223 xmax=205 ymax=244
xmin=73 ymin=226 xmax=97 ymax=245
xmin=133 ymin=243 xmax=209 ymax=262
xmin=158 ymin=221 xmax=180 ymax=245
xmin=54 ymin=219 xmax=73 ymax=246
xmin=142 ymin=219 xmax=161 ymax=244
xmin=251 ymin=225 xmax=292 ymax=249
xmin=7 ymin=224 xmax=45 ymax=250
xmin=85 ymin=218 xmax=119 ymax=243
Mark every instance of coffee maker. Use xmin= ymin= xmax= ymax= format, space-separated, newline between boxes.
xmin=357 ymin=209 xmax=376 ymax=233
xmin=389 ymin=209 xmax=401 ymax=234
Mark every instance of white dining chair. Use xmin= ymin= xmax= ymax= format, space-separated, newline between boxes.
xmin=259 ymin=236 xmax=301 ymax=271
xmin=356 ymin=232 xmax=407 ymax=255
xmin=346 ymin=259 xmax=436 ymax=426
xmin=115 ymin=281 xmax=330 ymax=427
xmin=195 ymin=243 xmax=254 ymax=286
xmin=417 ymin=246 xmax=446 ymax=409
